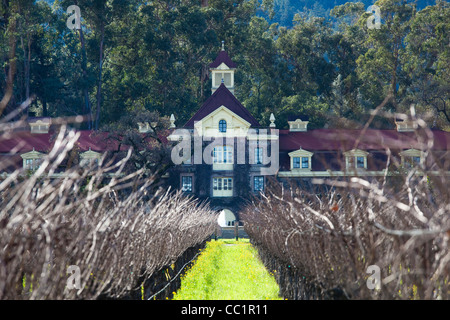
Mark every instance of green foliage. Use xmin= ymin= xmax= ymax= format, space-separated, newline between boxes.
xmin=402 ymin=0 xmax=450 ymax=127
xmin=0 ymin=0 xmax=448 ymax=130
xmin=173 ymin=239 xmax=281 ymax=300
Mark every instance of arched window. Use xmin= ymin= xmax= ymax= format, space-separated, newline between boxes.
xmin=218 ymin=119 xmax=227 ymax=132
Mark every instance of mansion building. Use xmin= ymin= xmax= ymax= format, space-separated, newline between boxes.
xmin=1 ymin=46 xmax=449 ymax=227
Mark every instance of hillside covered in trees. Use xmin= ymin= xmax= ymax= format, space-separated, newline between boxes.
xmin=262 ymin=0 xmax=438 ymax=26
xmin=1 ymin=0 xmax=449 ymax=131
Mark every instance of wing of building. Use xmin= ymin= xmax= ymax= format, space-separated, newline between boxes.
xmin=1 ymin=45 xmax=449 ymax=226
xmin=166 ymin=45 xmax=450 ymax=225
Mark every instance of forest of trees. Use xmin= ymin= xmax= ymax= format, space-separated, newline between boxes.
xmin=0 ymin=0 xmax=449 ymax=131
xmin=262 ymin=0 xmax=438 ymax=26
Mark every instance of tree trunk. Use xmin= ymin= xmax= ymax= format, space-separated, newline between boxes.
xmin=78 ymin=25 xmax=93 ymax=129
xmin=0 ymin=1 xmax=18 ymax=117
xmin=200 ymin=64 xmax=208 ymax=101
xmin=390 ymin=37 xmax=400 ymax=110
xmin=42 ymin=97 xmax=48 ymax=117
xmin=95 ymin=21 xmax=105 ymax=131
xmin=20 ymin=33 xmax=31 ymax=102
xmin=26 ymin=34 xmax=31 ymax=100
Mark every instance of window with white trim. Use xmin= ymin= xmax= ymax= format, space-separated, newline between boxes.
xmin=213 ymin=146 xmax=233 ymax=164
xmin=253 ymin=176 xmax=264 ymax=192
xmin=292 ymin=156 xmax=310 ymax=169
xmin=181 ymin=176 xmax=193 ymax=192
xmin=212 ymin=177 xmax=233 ymax=197
xmin=218 ymin=119 xmax=227 ymax=133
xmin=80 ymin=148 xmax=102 ymax=167
xmin=289 ymin=148 xmax=313 ymax=171
xmin=301 ymin=157 xmax=309 ymax=168
xmin=25 ymin=158 xmax=41 ymax=170
xmin=356 ymin=156 xmax=365 ymax=168
xmin=344 ymin=149 xmax=368 ymax=170
xmin=400 ymin=149 xmax=423 ymax=168
xmin=21 ymin=149 xmax=44 ymax=171
xmin=293 ymin=157 xmax=300 ymax=168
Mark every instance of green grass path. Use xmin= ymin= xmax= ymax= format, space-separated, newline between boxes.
xmin=172 ymin=239 xmax=282 ymax=300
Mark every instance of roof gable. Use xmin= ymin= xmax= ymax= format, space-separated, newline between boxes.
xmin=343 ymin=148 xmax=369 ymax=156
xmin=197 ymin=105 xmax=251 ymax=127
xmin=193 ymin=105 xmax=251 ymax=137
xmin=20 ymin=149 xmax=45 ymax=159
xmin=288 ymin=148 xmax=314 ymax=157
xmin=209 ymin=50 xmax=237 ymax=69
xmin=184 ymin=83 xmax=260 ymax=128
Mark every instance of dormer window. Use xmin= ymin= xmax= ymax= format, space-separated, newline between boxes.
xmin=21 ymin=148 xmax=44 ymax=170
xmin=25 ymin=158 xmax=41 ymax=170
xmin=356 ymin=156 xmax=365 ymax=168
xmin=288 ymin=118 xmax=309 ymax=132
xmin=344 ymin=149 xmax=368 ymax=170
xmin=395 ymin=119 xmax=417 ymax=132
xmin=80 ymin=148 xmax=102 ymax=167
xmin=29 ymin=118 xmax=51 ymax=134
xmin=289 ymin=148 xmax=313 ymax=170
xmin=292 ymin=156 xmax=310 ymax=169
xmin=218 ymin=119 xmax=227 ymax=133
xmin=399 ymin=149 xmax=423 ymax=168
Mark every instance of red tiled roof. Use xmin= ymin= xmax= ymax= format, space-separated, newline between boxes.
xmin=279 ymin=129 xmax=450 ymax=151
xmin=0 ymin=129 xmax=171 ymax=173
xmin=0 ymin=130 xmax=114 ymax=153
xmin=0 ymin=154 xmax=25 ymax=172
xmin=0 ymin=129 xmax=170 ymax=154
xmin=1 ymin=127 xmax=448 ymax=156
xmin=209 ymin=50 xmax=237 ymax=69
xmin=0 ymin=132 xmax=53 ymax=153
xmin=184 ymin=83 xmax=260 ymax=128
